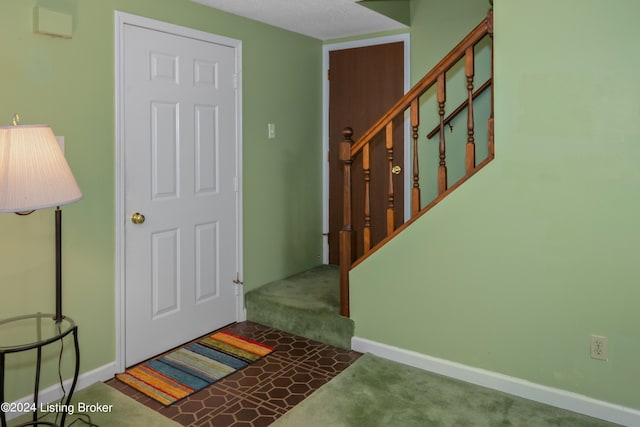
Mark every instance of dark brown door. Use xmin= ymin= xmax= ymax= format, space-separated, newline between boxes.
xmin=328 ymin=42 xmax=405 ymax=264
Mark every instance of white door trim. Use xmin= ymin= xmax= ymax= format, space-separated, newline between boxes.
xmin=322 ymin=34 xmax=411 ymax=264
xmin=114 ymin=11 xmax=244 ymax=372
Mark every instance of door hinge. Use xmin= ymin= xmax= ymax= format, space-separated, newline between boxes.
xmin=233 ymin=73 xmax=238 ymax=89
xmin=233 ymin=273 xmax=244 ymax=285
xmin=327 ymin=68 xmax=330 ymax=80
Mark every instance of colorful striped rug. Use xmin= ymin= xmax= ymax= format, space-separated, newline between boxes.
xmin=116 ymin=330 xmax=274 ymax=405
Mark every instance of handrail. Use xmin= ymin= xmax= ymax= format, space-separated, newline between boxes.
xmin=339 ymin=10 xmax=493 ymax=317
xmin=350 ymin=12 xmax=493 ymax=156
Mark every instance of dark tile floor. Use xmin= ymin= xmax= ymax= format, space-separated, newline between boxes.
xmin=106 ymin=321 xmax=362 ymax=426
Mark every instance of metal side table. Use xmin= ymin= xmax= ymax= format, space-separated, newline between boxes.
xmin=0 ymin=313 xmax=79 ymax=427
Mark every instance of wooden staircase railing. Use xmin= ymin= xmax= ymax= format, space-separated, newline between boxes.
xmin=339 ymin=11 xmax=493 ymax=317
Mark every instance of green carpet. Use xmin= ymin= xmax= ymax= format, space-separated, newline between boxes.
xmin=272 ymin=354 xmax=619 ymax=427
xmin=245 ymin=264 xmax=354 ymax=349
xmin=9 ymin=382 xmax=180 ymax=427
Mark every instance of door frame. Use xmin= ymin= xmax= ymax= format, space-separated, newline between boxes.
xmin=114 ymin=11 xmax=244 ymax=372
xmin=322 ymin=33 xmax=411 ymax=263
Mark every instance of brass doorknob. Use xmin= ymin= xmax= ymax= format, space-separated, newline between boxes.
xmin=391 ymin=165 xmax=402 ymax=175
xmin=131 ymin=212 xmax=145 ymax=224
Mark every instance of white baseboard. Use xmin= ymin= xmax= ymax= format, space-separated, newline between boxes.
xmin=6 ymin=362 xmax=118 ymax=421
xmin=352 ymin=336 xmax=639 ymax=427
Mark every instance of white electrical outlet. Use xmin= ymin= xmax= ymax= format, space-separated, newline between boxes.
xmin=590 ymin=335 xmax=608 ymax=361
xmin=267 ymin=123 xmax=276 ymax=139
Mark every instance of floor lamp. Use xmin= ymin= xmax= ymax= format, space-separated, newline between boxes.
xmin=0 ymin=121 xmax=83 ymax=322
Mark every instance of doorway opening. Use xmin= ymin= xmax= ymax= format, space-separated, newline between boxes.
xmin=322 ymin=34 xmax=411 ymax=264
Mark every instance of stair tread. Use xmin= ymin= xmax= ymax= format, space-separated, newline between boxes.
xmin=245 ymin=265 xmax=353 ymax=349
xmin=247 ymin=264 xmax=340 ymax=313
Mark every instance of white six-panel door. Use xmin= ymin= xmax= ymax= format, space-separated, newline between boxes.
xmin=121 ymin=20 xmax=240 ymax=366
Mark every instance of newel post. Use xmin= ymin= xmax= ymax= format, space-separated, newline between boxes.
xmin=339 ymin=127 xmax=353 ymax=317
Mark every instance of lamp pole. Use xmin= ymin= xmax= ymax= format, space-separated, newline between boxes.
xmin=55 ymin=207 xmax=63 ymax=322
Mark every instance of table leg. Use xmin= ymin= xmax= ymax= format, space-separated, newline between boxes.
xmin=59 ymin=327 xmax=79 ymax=427
xmin=32 ymin=347 xmax=42 ymax=425
xmin=1 ymin=352 xmax=6 ymax=427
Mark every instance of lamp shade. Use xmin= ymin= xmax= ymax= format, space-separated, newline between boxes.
xmin=0 ymin=124 xmax=82 ymax=212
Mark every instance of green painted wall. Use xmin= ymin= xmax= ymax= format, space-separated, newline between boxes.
xmin=359 ymin=0 xmax=411 ymax=26
xmin=0 ymin=0 xmax=322 ymax=400
xmin=352 ymin=0 xmax=640 ymax=410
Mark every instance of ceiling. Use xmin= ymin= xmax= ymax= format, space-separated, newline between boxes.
xmin=190 ymin=0 xmax=408 ymax=40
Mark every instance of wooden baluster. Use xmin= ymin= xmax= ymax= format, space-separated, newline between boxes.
xmin=488 ymin=115 xmax=494 ymax=159
xmin=339 ymin=127 xmax=353 ymax=317
xmin=411 ymin=98 xmax=421 ymax=216
xmin=385 ymin=122 xmax=395 ymax=236
xmin=488 ymin=10 xmax=495 ymax=160
xmin=363 ymin=143 xmax=371 ymax=253
xmin=437 ymin=73 xmax=447 ymax=194
xmin=465 ymin=46 xmax=476 ymax=174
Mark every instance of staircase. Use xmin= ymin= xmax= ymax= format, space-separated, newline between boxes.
xmin=245 ymin=265 xmax=354 ymax=349
xmin=245 ymin=11 xmax=493 ymax=349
